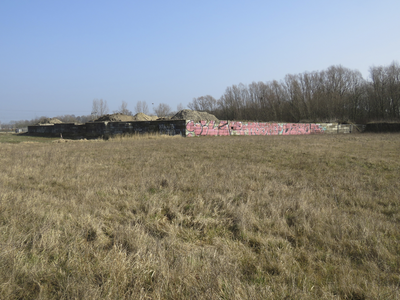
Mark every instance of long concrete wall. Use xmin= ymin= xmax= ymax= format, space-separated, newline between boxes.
xmin=28 ymin=120 xmax=186 ymax=138
xmin=28 ymin=120 xmax=355 ymax=138
xmin=185 ymin=121 xmax=353 ymax=137
xmin=365 ymin=123 xmax=400 ymax=132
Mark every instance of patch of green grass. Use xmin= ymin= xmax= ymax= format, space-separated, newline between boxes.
xmin=0 ymin=133 xmax=59 ymax=143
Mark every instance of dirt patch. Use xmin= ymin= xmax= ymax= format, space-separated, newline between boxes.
xmin=36 ymin=118 xmax=63 ymax=125
xmin=133 ymin=113 xmax=159 ymax=121
xmin=94 ymin=111 xmax=219 ymax=123
xmin=171 ymin=109 xmax=219 ymax=122
xmin=94 ymin=113 xmax=159 ymax=122
xmin=94 ymin=113 xmax=135 ymax=122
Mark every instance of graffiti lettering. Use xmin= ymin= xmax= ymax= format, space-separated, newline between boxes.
xmin=186 ymin=121 xmax=326 ymax=137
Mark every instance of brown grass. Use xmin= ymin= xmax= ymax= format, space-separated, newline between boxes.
xmin=0 ymin=133 xmax=399 ymax=299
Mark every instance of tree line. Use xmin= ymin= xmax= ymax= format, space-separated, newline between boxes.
xmin=90 ymin=99 xmax=184 ymax=118
xmin=189 ymin=62 xmax=400 ymax=123
xmin=3 ymin=61 xmax=398 ymax=129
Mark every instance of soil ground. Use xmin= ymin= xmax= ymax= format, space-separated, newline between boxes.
xmin=171 ymin=109 xmax=219 ymax=122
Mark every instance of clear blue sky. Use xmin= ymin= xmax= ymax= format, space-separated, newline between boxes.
xmin=1 ymin=0 xmax=399 ymax=122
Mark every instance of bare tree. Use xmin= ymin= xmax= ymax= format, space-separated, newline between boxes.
xmin=115 ymin=101 xmax=132 ymax=115
xmin=134 ymin=101 xmax=149 ymax=115
xmin=56 ymin=114 xmax=77 ymax=123
xmin=188 ymin=95 xmax=218 ymax=112
xmin=177 ymin=103 xmax=184 ymax=111
xmin=153 ymin=103 xmax=171 ymax=117
xmin=183 ymin=62 xmax=398 ymax=123
xmin=368 ymin=61 xmax=400 ymax=120
xmin=143 ymin=102 xmax=149 ymax=115
xmin=92 ymin=99 xmax=109 ymax=119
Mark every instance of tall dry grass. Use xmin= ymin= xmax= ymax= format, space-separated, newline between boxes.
xmin=0 ymin=133 xmax=399 ymax=299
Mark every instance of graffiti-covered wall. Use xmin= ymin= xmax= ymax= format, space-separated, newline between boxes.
xmin=185 ymin=120 xmax=352 ymax=137
xmin=28 ymin=120 xmax=354 ymax=138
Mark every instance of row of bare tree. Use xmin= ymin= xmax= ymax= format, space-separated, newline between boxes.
xmin=189 ymin=62 xmax=400 ymax=123
xmin=4 ymin=114 xmax=94 ymax=129
xmin=91 ymin=99 xmax=185 ymax=119
xmin=6 ymin=62 xmax=398 ymax=128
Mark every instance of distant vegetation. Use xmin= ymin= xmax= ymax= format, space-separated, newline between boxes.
xmin=0 ymin=114 xmax=93 ymax=130
xmin=2 ymin=61 xmax=399 ymax=129
xmin=189 ymin=61 xmax=400 ymax=123
xmin=1 ymin=100 xmax=181 ymax=130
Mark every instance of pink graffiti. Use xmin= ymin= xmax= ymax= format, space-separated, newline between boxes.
xmin=311 ymin=124 xmax=325 ymax=133
xmin=281 ymin=123 xmax=311 ymax=135
xmin=186 ymin=120 xmax=230 ymax=136
xmin=185 ymin=121 xmax=326 ymax=137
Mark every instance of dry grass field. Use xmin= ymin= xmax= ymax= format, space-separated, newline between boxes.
xmin=0 ymin=133 xmax=399 ymax=299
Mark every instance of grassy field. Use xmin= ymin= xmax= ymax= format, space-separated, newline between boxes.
xmin=0 ymin=133 xmax=399 ymax=299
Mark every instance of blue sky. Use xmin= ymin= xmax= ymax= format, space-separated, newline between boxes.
xmin=1 ymin=0 xmax=399 ymax=123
